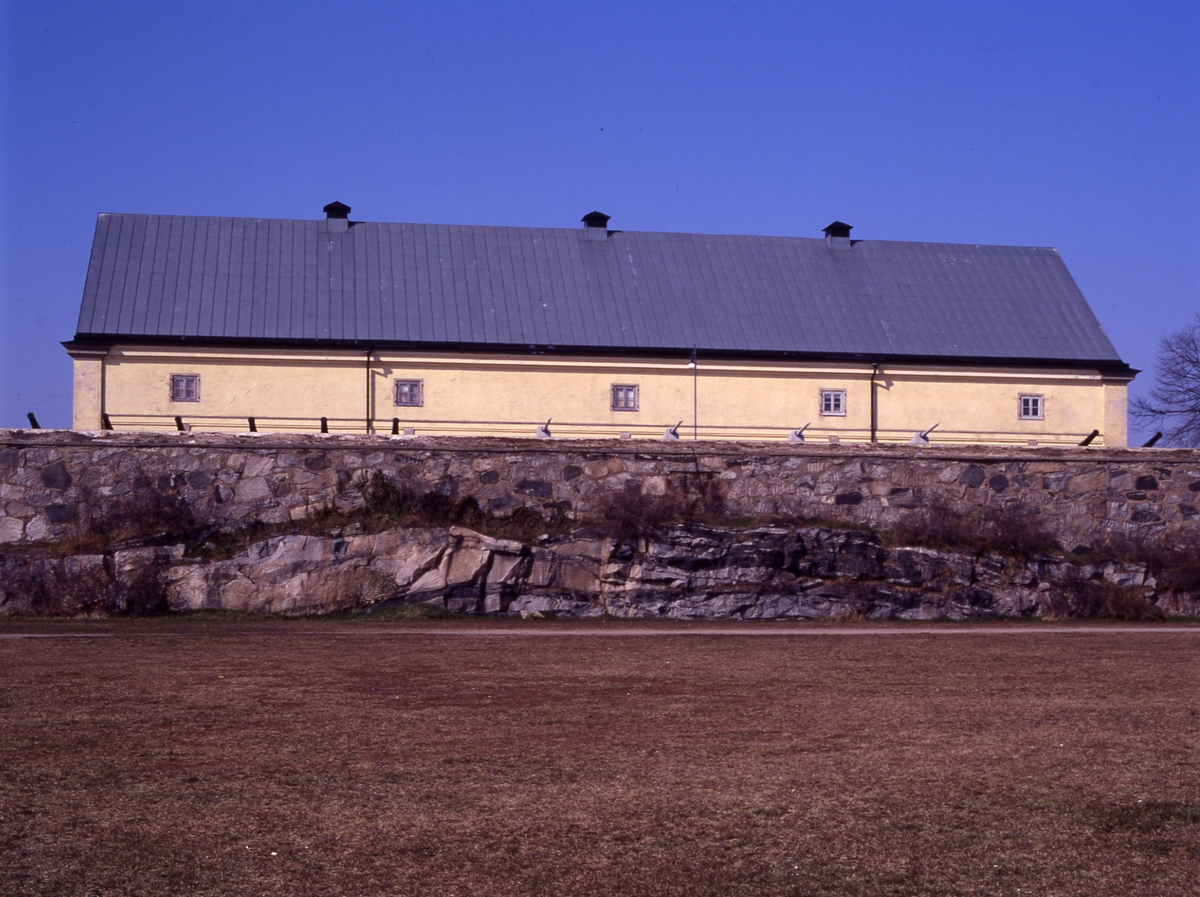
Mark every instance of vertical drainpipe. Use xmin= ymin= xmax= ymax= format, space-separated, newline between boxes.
xmin=689 ymin=348 xmax=699 ymax=440
xmin=870 ymin=363 xmax=879 ymax=444
xmin=100 ymin=352 xmax=108 ymax=431
xmin=365 ymin=346 xmax=373 ymax=434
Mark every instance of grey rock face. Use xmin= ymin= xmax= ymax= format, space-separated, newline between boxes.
xmin=165 ymin=527 xmax=531 ymax=615
xmin=10 ymin=522 xmax=1191 ymax=621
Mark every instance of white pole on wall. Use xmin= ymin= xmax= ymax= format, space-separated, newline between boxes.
xmin=688 ymin=348 xmax=698 ymax=440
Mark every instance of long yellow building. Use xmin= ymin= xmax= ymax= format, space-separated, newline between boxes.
xmin=65 ymin=207 xmax=1133 ymax=446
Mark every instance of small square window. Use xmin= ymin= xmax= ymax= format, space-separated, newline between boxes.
xmin=819 ymin=389 xmax=846 ymax=416
xmin=170 ymin=374 xmax=200 ymax=402
xmin=612 ymin=384 xmax=639 ymax=411
xmin=395 ymin=380 xmax=423 ymax=407
xmin=1019 ymin=394 xmax=1044 ymax=420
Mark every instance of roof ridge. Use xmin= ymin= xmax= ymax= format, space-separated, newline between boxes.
xmin=94 ymin=212 xmax=1062 ymax=251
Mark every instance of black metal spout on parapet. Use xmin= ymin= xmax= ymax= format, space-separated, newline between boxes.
xmin=174 ymin=416 xmax=185 ymax=431
xmin=392 ymin=418 xmax=400 ymax=435
xmin=248 ymin=417 xmax=257 ymax=432
xmin=101 ymin=413 xmax=113 ymax=430
xmin=26 ymin=412 xmax=40 ymax=429
xmin=1079 ymin=429 xmax=1100 ymax=446
xmin=1142 ymin=431 xmax=1163 ymax=448
xmin=320 ymin=417 xmax=329 ymax=434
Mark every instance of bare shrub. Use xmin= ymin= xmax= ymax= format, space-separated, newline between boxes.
xmin=887 ymin=500 xmax=1059 ymax=558
xmin=94 ymin=489 xmax=198 ymax=544
xmin=980 ymin=504 xmax=1059 ymax=557
xmin=450 ymin=495 xmax=486 ymax=530
xmin=339 ymin=568 xmax=402 ymax=611
xmin=357 ymin=471 xmax=469 ymax=527
xmin=822 ymin=579 xmax=881 ymax=620
xmin=353 ymin=470 xmax=570 ymax=542
xmin=1101 ymin=585 xmax=1166 ymax=621
xmin=594 ymin=489 xmax=693 ymax=539
xmin=490 ymin=505 xmax=571 ymax=542
xmin=0 ymin=554 xmax=115 ymax=615
xmin=594 ymin=477 xmax=727 ymax=540
xmin=357 ymin=470 xmax=415 ymax=517
xmin=887 ymin=498 xmax=979 ymax=549
xmin=350 ymin=601 xmax=459 ymax=621
xmin=118 ymin=558 xmax=170 ymax=616
xmin=1128 ymin=538 xmax=1200 ymax=593
xmin=1045 ymin=572 xmax=1163 ymax=621
xmin=677 ymin=472 xmax=727 ymax=520
xmin=765 ymin=496 xmax=859 ymax=530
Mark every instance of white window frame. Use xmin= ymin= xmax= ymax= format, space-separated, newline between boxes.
xmin=611 ymin=384 xmax=639 ymax=411
xmin=819 ymin=389 xmax=846 ymax=416
xmin=170 ymin=374 xmax=200 ymax=403
xmin=1019 ymin=393 xmax=1045 ymax=420
xmin=394 ymin=379 xmax=424 ymax=407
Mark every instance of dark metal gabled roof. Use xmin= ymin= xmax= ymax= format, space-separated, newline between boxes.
xmin=74 ymin=212 xmax=1127 ymax=367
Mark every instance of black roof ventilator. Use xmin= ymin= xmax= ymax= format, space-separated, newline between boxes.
xmin=581 ymin=211 xmax=611 ymax=229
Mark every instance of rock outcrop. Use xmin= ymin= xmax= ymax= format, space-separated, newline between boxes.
xmin=166 ymin=527 xmax=532 ymax=615
xmin=5 ymin=523 xmax=1194 ymax=619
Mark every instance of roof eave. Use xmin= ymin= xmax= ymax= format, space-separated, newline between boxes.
xmin=67 ymin=332 xmax=1135 ymax=375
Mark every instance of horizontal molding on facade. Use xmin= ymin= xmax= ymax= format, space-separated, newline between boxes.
xmin=84 ymin=342 xmax=1123 ymax=382
xmin=3 ymin=428 xmax=1191 ymax=463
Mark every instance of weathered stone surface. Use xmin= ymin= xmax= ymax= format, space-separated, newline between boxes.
xmin=887 ymin=487 xmax=922 ymax=509
xmin=24 ymin=517 xmax=49 ymax=541
xmin=960 ymin=465 xmax=986 ymax=487
xmin=44 ymin=504 xmax=78 ymax=523
xmin=41 ymin=461 xmax=72 ymax=489
xmin=3 ymin=518 xmax=1196 ymax=619
xmin=516 ymin=479 xmax=552 ymax=499
xmin=1 ymin=431 xmax=1197 ymax=565
xmin=0 ymin=517 xmax=25 ymax=542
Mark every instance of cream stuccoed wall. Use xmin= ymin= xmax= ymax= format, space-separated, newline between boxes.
xmin=69 ymin=348 xmax=106 ymax=430
xmin=873 ymin=368 xmax=1129 ymax=445
xmin=1102 ymin=380 xmax=1130 ymax=448
xmin=68 ymin=344 xmax=1131 ymax=446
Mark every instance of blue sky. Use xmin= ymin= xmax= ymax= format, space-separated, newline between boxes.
xmin=2 ymin=1 xmax=1196 ymax=440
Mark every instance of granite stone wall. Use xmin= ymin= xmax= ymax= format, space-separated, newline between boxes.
xmin=1 ymin=429 xmax=1197 ymax=550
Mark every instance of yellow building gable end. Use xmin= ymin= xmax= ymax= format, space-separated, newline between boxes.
xmin=68 ymin=343 xmax=1129 ymax=446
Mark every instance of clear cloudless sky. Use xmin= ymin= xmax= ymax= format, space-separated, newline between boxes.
xmin=2 ymin=1 xmax=1197 ymax=440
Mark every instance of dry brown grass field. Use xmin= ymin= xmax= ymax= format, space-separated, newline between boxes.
xmin=1 ymin=619 xmax=1198 ymax=896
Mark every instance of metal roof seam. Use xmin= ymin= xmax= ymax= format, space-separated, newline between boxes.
xmin=73 ymin=213 xmax=1126 ymax=366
